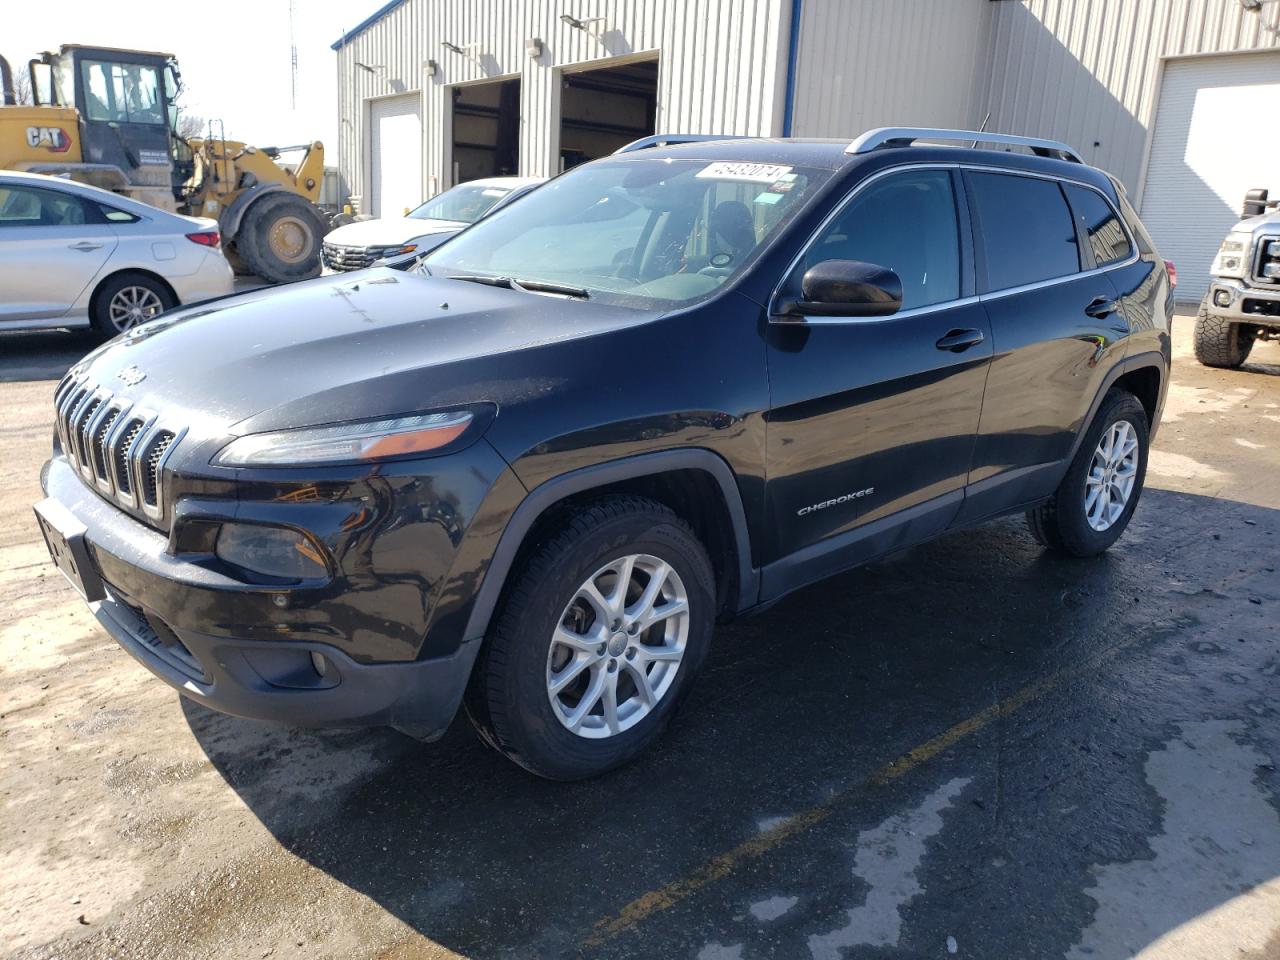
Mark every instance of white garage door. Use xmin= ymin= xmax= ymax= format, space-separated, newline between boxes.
xmin=369 ymin=95 xmax=423 ymax=218
xmin=1140 ymin=52 xmax=1280 ymax=302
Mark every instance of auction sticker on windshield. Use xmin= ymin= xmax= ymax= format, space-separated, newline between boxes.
xmin=696 ymin=162 xmax=793 ymax=183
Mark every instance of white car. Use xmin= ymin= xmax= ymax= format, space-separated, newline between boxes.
xmin=321 ymin=176 xmax=545 ymax=274
xmin=0 ymin=171 xmax=234 ymax=337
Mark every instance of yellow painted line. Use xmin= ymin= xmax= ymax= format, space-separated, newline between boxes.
xmin=583 ymin=632 xmax=1144 ymax=948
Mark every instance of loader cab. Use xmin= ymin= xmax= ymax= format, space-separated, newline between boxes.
xmin=40 ymin=46 xmax=179 ymax=196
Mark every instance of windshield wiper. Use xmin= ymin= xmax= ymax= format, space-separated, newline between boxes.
xmin=449 ymin=274 xmax=590 ymax=299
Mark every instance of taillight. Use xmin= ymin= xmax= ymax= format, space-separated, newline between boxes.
xmin=1164 ymin=260 xmax=1177 ymax=289
xmin=186 ymin=230 xmax=220 ymax=248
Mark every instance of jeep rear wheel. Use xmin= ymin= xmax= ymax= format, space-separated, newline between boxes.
xmin=1193 ymin=300 xmax=1255 ymax=369
xmin=1026 ymin=389 xmax=1149 ymax=557
xmin=465 ymin=496 xmax=714 ymax=780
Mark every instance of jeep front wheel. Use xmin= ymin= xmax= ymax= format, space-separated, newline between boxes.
xmin=1193 ymin=300 xmax=1255 ymax=369
xmin=466 ymin=496 xmax=714 ymax=780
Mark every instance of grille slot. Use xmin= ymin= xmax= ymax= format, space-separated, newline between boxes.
xmin=139 ymin=430 xmax=177 ymax=508
xmin=113 ymin=419 xmax=145 ymax=497
xmin=73 ymin=396 xmax=104 ymax=472
xmin=92 ymin=408 xmax=123 ymax=482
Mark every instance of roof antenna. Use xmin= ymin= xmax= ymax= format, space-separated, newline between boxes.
xmin=971 ymin=113 xmax=990 ymax=149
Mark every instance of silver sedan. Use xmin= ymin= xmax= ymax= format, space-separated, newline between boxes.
xmin=0 ymin=171 xmax=234 ymax=337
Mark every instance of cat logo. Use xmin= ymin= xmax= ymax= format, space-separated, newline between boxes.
xmin=25 ymin=126 xmax=72 ymax=153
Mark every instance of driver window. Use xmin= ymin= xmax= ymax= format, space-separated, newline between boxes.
xmin=800 ymin=169 xmax=960 ymax=311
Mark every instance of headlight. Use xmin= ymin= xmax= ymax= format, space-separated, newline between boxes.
xmin=1211 ymin=235 xmax=1250 ymax=279
xmin=214 ymin=410 xmax=474 ymax=467
xmin=216 ymin=523 xmax=328 ymax=580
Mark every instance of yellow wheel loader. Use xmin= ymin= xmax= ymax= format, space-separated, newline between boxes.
xmin=0 ymin=45 xmax=330 ymax=283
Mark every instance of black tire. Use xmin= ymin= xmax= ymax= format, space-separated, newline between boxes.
xmin=232 ymin=192 xmax=328 ymax=284
xmin=1026 ymin=389 xmax=1149 ymax=557
xmin=89 ymin=271 xmax=176 ymax=339
xmin=465 ymin=495 xmax=715 ymax=780
xmin=1193 ymin=300 xmax=1255 ymax=369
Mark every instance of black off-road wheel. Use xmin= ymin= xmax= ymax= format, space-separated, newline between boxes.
xmin=1027 ymin=389 xmax=1149 ymax=558
xmin=1193 ymin=300 xmax=1255 ymax=369
xmin=233 ymin=192 xmax=328 ymax=284
xmin=465 ymin=496 xmax=715 ymax=780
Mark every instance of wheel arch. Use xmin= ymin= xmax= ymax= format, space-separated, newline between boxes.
xmin=217 ymin=183 xmax=287 ymax=241
xmin=1067 ymin=352 xmax=1167 ymax=464
xmin=460 ymin=450 xmax=759 ymax=648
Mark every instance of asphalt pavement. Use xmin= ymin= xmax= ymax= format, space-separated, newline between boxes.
xmin=1 ymin=310 xmax=1277 ymax=960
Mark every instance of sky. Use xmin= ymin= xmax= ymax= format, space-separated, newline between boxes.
xmin=3 ymin=0 xmax=387 ymax=154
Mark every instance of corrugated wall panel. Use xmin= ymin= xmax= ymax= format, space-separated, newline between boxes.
xmin=982 ymin=0 xmax=1280 ymax=194
xmin=790 ymin=0 xmax=993 ymax=139
xmin=335 ymin=0 xmax=788 ymax=209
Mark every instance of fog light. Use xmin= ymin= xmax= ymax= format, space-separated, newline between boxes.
xmin=215 ymin=523 xmax=328 ymax=581
xmin=1214 ymin=289 xmax=1232 ymax=307
xmin=310 ymin=651 xmax=328 ymax=677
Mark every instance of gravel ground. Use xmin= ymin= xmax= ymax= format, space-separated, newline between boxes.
xmin=1 ymin=311 xmax=1277 ymax=960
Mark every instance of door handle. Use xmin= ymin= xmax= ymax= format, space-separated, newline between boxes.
xmin=1084 ymin=296 xmax=1120 ymax=319
xmin=68 ymin=241 xmax=103 ymax=252
xmin=935 ymin=328 xmax=985 ymax=352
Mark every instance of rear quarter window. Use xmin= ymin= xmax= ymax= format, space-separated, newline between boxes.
xmin=1064 ymin=184 xmax=1132 ymax=267
xmin=967 ymin=172 xmax=1080 ymax=291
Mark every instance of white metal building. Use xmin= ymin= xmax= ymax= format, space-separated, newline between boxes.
xmin=333 ymin=0 xmax=1280 ymax=298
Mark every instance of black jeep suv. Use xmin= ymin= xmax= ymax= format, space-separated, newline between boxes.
xmin=37 ymin=128 xmax=1173 ymax=779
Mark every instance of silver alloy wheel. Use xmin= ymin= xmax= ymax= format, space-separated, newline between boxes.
xmin=546 ymin=553 xmax=689 ymax=739
xmin=107 ymin=286 xmax=164 ymax=332
xmin=1085 ymin=419 xmax=1139 ymax=531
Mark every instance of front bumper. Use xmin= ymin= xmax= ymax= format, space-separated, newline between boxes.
xmin=1206 ymin=278 xmax=1280 ymax=327
xmin=37 ymin=450 xmax=498 ymax=740
xmin=91 ymin=585 xmax=478 ymax=739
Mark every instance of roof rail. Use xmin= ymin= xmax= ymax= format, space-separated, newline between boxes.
xmin=847 ymin=127 xmax=1083 ymax=164
xmin=613 ymin=134 xmax=748 ymax=155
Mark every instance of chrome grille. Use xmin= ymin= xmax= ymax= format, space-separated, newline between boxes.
xmin=53 ymin=377 xmax=184 ymax=527
xmin=1254 ymin=234 xmax=1279 ymax=286
xmin=322 ymin=242 xmax=400 ymax=272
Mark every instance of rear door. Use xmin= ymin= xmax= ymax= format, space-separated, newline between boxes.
xmin=0 ymin=182 xmax=117 ymax=325
xmin=958 ymin=169 xmax=1131 ymax=522
xmin=763 ymin=166 xmax=992 ymax=586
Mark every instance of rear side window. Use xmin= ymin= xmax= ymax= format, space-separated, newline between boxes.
xmin=967 ymin=172 xmax=1079 ymax=291
xmin=799 ymin=169 xmax=961 ymax=310
xmin=98 ymin=203 xmax=140 ymax=223
xmin=1064 ymin=184 xmax=1132 ymax=267
xmin=0 ymin=185 xmax=95 ymax=226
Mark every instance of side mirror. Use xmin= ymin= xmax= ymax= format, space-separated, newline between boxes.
xmin=776 ymin=259 xmax=903 ymax=319
xmin=1242 ymin=188 xmax=1269 ymax=219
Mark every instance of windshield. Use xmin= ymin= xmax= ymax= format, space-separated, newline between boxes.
xmin=81 ymin=60 xmax=164 ymax=125
xmin=409 ymin=183 xmax=515 ymax=223
xmin=421 ymin=159 xmax=828 ymax=308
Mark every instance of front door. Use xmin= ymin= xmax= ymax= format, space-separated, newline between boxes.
xmin=762 ymin=167 xmax=991 ymax=592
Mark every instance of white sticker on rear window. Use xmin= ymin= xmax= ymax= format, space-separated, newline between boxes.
xmin=696 ymin=162 xmax=793 ymax=183
xmin=481 ymin=188 xmax=507 ymax=197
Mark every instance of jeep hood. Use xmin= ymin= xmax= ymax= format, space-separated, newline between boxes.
xmin=70 ymin=270 xmax=641 ymax=438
